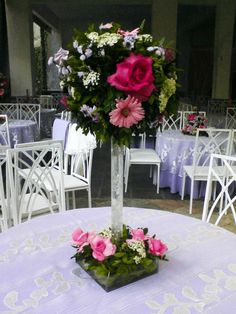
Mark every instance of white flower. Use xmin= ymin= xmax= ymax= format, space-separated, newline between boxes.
xmin=73 ymin=40 xmax=79 ymax=49
xmin=82 ymin=71 xmax=100 ymax=88
xmin=97 ymin=33 xmax=121 ymax=48
xmin=137 ymin=34 xmax=153 ymax=42
xmin=77 ymin=71 xmax=85 ymax=78
xmin=85 ymin=48 xmax=92 ymax=58
xmin=80 ymin=55 xmax=86 ymax=61
xmin=86 ymin=32 xmax=99 ymax=43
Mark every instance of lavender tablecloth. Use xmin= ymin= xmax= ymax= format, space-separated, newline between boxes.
xmin=0 ymin=207 xmax=236 ymax=313
xmin=155 ymin=130 xmax=207 ymax=198
xmin=8 ymin=119 xmax=39 ymax=147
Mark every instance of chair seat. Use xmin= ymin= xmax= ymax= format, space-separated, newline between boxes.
xmin=183 ymin=165 xmax=225 ymax=180
xmin=20 ymin=193 xmax=57 ymax=215
xmin=130 ymin=149 xmax=161 ymax=164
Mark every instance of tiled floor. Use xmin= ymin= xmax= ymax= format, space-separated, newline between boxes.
xmin=75 ymin=141 xmax=236 ymax=234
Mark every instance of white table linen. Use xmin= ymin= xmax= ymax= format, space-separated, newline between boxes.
xmin=0 ymin=207 xmax=236 ymax=313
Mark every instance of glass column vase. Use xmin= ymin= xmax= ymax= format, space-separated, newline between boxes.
xmin=111 ymin=139 xmax=124 ymax=239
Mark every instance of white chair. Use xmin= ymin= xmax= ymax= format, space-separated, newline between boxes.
xmin=18 ymin=103 xmax=41 ymax=131
xmin=0 ymin=145 xmax=10 ymax=232
xmin=7 ymin=140 xmax=66 ymax=225
xmin=124 ymin=134 xmax=161 ymax=194
xmin=230 ymin=129 xmax=236 ymax=155
xmin=39 ymin=95 xmax=54 ymax=109
xmin=181 ymin=128 xmax=232 ymax=214
xmin=225 ymin=107 xmax=236 ymax=129
xmin=61 ymin=110 xmax=72 ymax=121
xmin=202 ymin=153 xmax=236 ymax=226
xmin=61 ymin=125 xmax=96 ymax=209
xmin=162 ymin=112 xmax=183 ymax=130
xmin=181 ymin=111 xmax=207 ymax=129
xmin=0 ymin=103 xmax=19 ymax=119
xmin=0 ymin=114 xmax=10 ymax=145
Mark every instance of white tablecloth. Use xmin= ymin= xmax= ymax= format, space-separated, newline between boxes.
xmin=0 ymin=207 xmax=236 ymax=313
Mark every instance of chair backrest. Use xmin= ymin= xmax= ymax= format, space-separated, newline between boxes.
xmin=202 ymin=153 xmax=236 ymax=226
xmin=7 ymin=140 xmax=65 ymax=224
xmin=70 ymin=149 xmax=94 ymax=186
xmin=18 ymin=103 xmax=41 ymax=130
xmin=207 ymin=98 xmax=228 ymax=115
xmin=0 ymin=103 xmax=19 ymax=119
xmin=182 ymin=111 xmax=207 ymax=129
xmin=52 ymin=118 xmax=70 ymax=149
xmin=192 ymin=128 xmax=232 ymax=171
xmin=178 ymin=102 xmax=193 ymax=111
xmin=0 ymin=114 xmax=10 ymax=145
xmin=163 ymin=113 xmax=183 ymax=131
xmin=64 ymin=124 xmax=96 ymax=173
xmin=230 ymin=129 xmax=236 ymax=155
xmin=225 ymin=107 xmax=236 ymax=129
xmin=0 ymin=145 xmax=10 ymax=231
xmin=61 ymin=110 xmax=72 ymax=121
xmin=39 ymin=95 xmax=54 ymax=109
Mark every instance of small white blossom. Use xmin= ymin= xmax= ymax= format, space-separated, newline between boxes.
xmin=86 ymin=32 xmax=99 ymax=43
xmin=73 ymin=40 xmax=79 ymax=49
xmin=85 ymin=48 xmax=92 ymax=58
xmin=100 ymin=228 xmax=112 ymax=238
xmin=127 ymin=240 xmax=146 ymax=264
xmin=77 ymin=45 xmax=83 ymax=54
xmin=137 ymin=34 xmax=153 ymax=42
xmin=80 ymin=55 xmax=86 ymax=61
xmin=97 ymin=33 xmax=121 ymax=48
xmin=82 ymin=71 xmax=100 ymax=88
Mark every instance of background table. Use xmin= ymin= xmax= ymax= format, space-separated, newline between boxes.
xmin=8 ymin=119 xmax=39 ymax=147
xmin=155 ymin=130 xmax=206 ymax=198
xmin=0 ymin=207 xmax=236 ymax=313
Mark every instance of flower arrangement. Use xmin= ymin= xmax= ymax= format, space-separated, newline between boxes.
xmin=49 ymin=21 xmax=177 ymax=145
xmin=0 ymin=73 xmax=9 ymax=101
xmin=71 ymin=224 xmax=168 ymax=291
xmin=182 ymin=113 xmax=208 ymax=136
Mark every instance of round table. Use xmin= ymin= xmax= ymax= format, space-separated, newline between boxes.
xmin=8 ymin=119 xmax=39 ymax=147
xmin=155 ymin=130 xmax=206 ymax=198
xmin=0 ymin=207 xmax=236 ymax=313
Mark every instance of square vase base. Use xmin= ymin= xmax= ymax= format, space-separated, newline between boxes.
xmin=75 ymin=259 xmax=159 ymax=292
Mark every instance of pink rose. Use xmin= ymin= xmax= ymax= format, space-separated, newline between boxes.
xmin=148 ymin=238 xmax=168 ymax=257
xmin=107 ymin=53 xmax=155 ymax=101
xmin=72 ymin=228 xmax=89 ymax=245
xmin=130 ymin=228 xmax=147 ymax=240
xmin=90 ymin=235 xmax=116 ymax=261
xmin=188 ymin=114 xmax=196 ymax=121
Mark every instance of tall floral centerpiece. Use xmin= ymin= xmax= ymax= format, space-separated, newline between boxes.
xmin=50 ymin=21 xmax=176 ymax=290
xmin=49 ymin=21 xmax=177 ymax=235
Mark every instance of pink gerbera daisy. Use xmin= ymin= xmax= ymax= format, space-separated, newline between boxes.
xmin=109 ymin=95 xmax=145 ymax=128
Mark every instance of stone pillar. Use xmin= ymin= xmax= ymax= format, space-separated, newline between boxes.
xmin=212 ymin=0 xmax=235 ymax=99
xmin=151 ymin=0 xmax=178 ymax=48
xmin=5 ymin=0 xmax=34 ymax=96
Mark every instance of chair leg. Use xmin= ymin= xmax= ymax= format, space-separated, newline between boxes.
xmin=124 ymin=164 xmax=130 ymax=193
xmin=72 ymin=191 xmax=76 ymax=209
xmin=181 ymin=171 xmax=186 ymax=200
xmin=88 ymin=187 xmax=92 ymax=208
xmin=156 ymin=164 xmax=160 ymax=194
xmin=189 ymin=178 xmax=194 ymax=215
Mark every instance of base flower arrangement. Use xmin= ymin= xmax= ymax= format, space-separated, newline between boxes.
xmin=49 ymin=21 xmax=178 ymax=146
xmin=71 ymin=224 xmax=168 ymax=291
xmin=182 ymin=113 xmax=208 ymax=136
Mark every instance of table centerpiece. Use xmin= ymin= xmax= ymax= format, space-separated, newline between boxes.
xmin=182 ymin=113 xmax=208 ymax=136
xmin=49 ymin=21 xmax=177 ymax=289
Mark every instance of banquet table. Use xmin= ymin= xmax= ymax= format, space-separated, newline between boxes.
xmin=155 ymin=130 xmax=208 ymax=198
xmin=1 ymin=206 xmax=236 ymax=313
xmin=4 ymin=119 xmax=39 ymax=147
